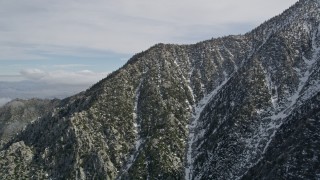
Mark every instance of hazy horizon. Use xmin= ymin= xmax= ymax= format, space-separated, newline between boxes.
xmin=0 ymin=0 xmax=298 ymax=105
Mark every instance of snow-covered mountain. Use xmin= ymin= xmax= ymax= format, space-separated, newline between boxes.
xmin=0 ymin=0 xmax=319 ymax=179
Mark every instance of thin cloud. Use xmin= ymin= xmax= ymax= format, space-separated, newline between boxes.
xmin=0 ymin=68 xmax=110 ymax=99
xmin=0 ymin=75 xmax=24 ymax=82
xmin=19 ymin=68 xmax=109 ymax=85
xmin=20 ymin=69 xmax=46 ymax=80
xmin=0 ymin=0 xmax=298 ymax=60
xmin=52 ymin=64 xmax=93 ymax=69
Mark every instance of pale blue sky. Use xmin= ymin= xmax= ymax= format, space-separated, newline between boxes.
xmin=0 ymin=0 xmax=298 ymax=103
xmin=0 ymin=47 xmax=130 ymax=79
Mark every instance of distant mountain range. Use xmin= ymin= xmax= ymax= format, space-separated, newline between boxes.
xmin=0 ymin=0 xmax=319 ymax=179
xmin=0 ymin=80 xmax=92 ymax=100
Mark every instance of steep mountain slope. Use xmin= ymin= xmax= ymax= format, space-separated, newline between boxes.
xmin=190 ymin=1 xmax=320 ymax=179
xmin=0 ymin=99 xmax=59 ymax=148
xmin=0 ymin=0 xmax=319 ymax=179
xmin=243 ymin=91 xmax=320 ymax=179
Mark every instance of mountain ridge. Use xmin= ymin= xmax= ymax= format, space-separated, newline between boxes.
xmin=1 ymin=0 xmax=320 ymax=179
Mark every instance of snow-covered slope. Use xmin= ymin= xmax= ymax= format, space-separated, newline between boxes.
xmin=190 ymin=1 xmax=320 ymax=179
xmin=0 ymin=0 xmax=319 ymax=179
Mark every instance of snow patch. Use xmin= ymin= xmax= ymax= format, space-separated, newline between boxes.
xmin=262 ymin=28 xmax=319 ymax=154
xmin=185 ymin=73 xmax=230 ymax=180
xmin=239 ymin=26 xmax=320 ymax=180
xmin=119 ymin=76 xmax=144 ymax=177
xmin=248 ymin=26 xmax=320 ymax=172
xmin=223 ymin=45 xmax=238 ymax=71
xmin=266 ymin=73 xmax=278 ymax=110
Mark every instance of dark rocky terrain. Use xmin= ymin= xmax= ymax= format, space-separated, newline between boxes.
xmin=0 ymin=0 xmax=319 ymax=179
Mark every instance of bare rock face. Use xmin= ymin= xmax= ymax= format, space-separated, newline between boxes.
xmin=0 ymin=0 xmax=320 ymax=179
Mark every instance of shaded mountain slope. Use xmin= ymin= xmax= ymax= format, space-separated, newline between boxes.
xmin=0 ymin=98 xmax=59 ymax=148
